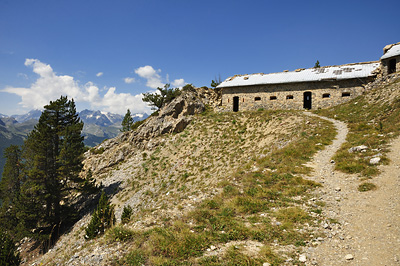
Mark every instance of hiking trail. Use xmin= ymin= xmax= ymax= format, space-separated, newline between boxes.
xmin=304 ymin=112 xmax=400 ymax=265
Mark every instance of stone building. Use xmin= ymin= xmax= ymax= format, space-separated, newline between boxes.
xmin=217 ymin=62 xmax=380 ymax=111
xmin=381 ymin=43 xmax=400 ymax=76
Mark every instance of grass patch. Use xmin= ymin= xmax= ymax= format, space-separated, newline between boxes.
xmin=358 ymin=182 xmax=377 ymax=192
xmin=316 ymin=79 xmax=400 ymax=177
xmin=106 ymin=226 xmax=137 ymax=242
xmin=118 ymin=250 xmax=146 ymax=266
xmin=275 ymin=207 xmax=311 ymax=225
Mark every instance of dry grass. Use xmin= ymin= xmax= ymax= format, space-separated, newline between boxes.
xmin=97 ymin=109 xmax=337 ymax=265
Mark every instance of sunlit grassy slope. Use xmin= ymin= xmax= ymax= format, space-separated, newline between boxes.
xmin=82 ymin=109 xmax=336 ymax=266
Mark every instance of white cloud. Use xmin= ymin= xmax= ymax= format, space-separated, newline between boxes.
xmin=2 ymin=59 xmax=84 ymax=110
xmin=2 ymin=60 xmax=186 ymax=115
xmin=1 ymin=59 xmax=151 ymax=115
xmin=96 ymin=72 xmax=103 ymax=77
xmin=92 ymin=87 xmax=150 ymax=114
xmin=124 ymin=77 xmax=135 ymax=84
xmin=134 ymin=65 xmax=164 ymax=89
xmin=172 ymin=78 xmax=186 ymax=88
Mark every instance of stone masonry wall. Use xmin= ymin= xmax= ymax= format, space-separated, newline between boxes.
xmin=381 ymin=56 xmax=400 ymax=76
xmin=221 ymin=78 xmax=373 ymax=111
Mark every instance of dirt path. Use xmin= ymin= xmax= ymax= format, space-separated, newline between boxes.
xmin=303 ymin=112 xmax=400 ymax=265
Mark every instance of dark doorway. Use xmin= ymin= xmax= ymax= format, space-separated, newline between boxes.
xmin=233 ymin=96 xmax=239 ymax=112
xmin=303 ymin=91 xmax=312 ymax=109
xmin=389 ymin=59 xmax=396 ymax=74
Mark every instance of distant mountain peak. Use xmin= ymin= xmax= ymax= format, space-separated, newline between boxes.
xmin=11 ymin=109 xmax=42 ymax=123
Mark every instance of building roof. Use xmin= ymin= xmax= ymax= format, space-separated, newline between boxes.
xmin=381 ymin=43 xmax=400 ymax=60
xmin=217 ymin=62 xmax=380 ymax=88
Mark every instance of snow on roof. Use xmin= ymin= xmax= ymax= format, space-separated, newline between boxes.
xmin=381 ymin=43 xmax=400 ymax=60
xmin=217 ymin=62 xmax=380 ymax=88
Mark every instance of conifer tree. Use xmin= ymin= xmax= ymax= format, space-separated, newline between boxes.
xmin=121 ymin=205 xmax=132 ymax=224
xmin=0 ymin=231 xmax=21 ymax=266
xmin=121 ymin=109 xmax=134 ymax=132
xmin=19 ymin=96 xmax=86 ymax=239
xmin=142 ymin=84 xmax=181 ymax=111
xmin=85 ymin=191 xmax=115 ymax=239
xmin=0 ymin=145 xmax=22 ymax=235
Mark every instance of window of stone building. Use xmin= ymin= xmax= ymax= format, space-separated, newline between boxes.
xmin=255 ymin=97 xmax=261 ymax=101
xmin=342 ymin=92 xmax=351 ymax=97
xmin=270 ymin=96 xmax=277 ymax=100
xmin=286 ymin=95 xmax=293 ymax=100
xmin=322 ymin=93 xmax=331 ymax=98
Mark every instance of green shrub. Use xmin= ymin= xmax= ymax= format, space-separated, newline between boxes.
xmin=358 ymin=182 xmax=377 ymax=192
xmin=121 ymin=205 xmax=133 ymax=224
xmin=90 ymin=147 xmax=105 ymax=155
xmin=85 ymin=191 xmax=115 ymax=239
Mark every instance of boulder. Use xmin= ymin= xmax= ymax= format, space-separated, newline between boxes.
xmin=348 ymin=145 xmax=368 ymax=153
xmin=133 ymin=90 xmax=205 ymax=144
xmin=370 ymin=157 xmax=381 ymax=165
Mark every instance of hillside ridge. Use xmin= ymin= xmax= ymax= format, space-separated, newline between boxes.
xmin=22 ymin=73 xmax=400 ymax=265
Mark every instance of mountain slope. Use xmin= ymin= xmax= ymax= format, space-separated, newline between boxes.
xmin=28 ymin=88 xmax=337 ymax=265
xmin=0 ymin=121 xmax=24 ymax=181
xmin=23 ymin=75 xmax=400 ymax=265
xmin=79 ymin=109 xmax=149 ymax=147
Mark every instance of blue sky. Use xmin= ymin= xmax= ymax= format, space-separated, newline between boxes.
xmin=0 ymin=0 xmax=399 ymax=115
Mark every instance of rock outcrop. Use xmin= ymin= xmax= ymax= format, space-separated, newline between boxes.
xmin=84 ymin=88 xmax=212 ymax=174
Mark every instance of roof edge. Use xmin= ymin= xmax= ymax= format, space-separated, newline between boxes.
xmin=217 ymin=61 xmax=380 ymax=89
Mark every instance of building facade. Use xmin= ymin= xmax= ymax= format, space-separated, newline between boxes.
xmin=218 ymin=62 xmax=380 ymax=112
xmin=381 ymin=43 xmax=400 ymax=76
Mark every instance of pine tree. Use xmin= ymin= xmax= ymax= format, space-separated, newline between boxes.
xmin=85 ymin=191 xmax=115 ymax=239
xmin=0 ymin=231 xmax=21 ymax=266
xmin=142 ymin=84 xmax=181 ymax=111
xmin=121 ymin=109 xmax=134 ymax=132
xmin=0 ymin=145 xmax=22 ymax=236
xmin=211 ymin=74 xmax=222 ymax=89
xmin=121 ymin=205 xmax=132 ymax=224
xmin=19 ymin=96 xmax=86 ymax=239
xmin=314 ymin=60 xmax=321 ymax=68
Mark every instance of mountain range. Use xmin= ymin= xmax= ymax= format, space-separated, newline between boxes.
xmin=0 ymin=109 xmax=148 ymax=180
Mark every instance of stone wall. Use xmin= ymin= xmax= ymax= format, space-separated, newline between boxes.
xmin=221 ymin=77 xmax=374 ymax=111
xmin=381 ymin=56 xmax=400 ymax=76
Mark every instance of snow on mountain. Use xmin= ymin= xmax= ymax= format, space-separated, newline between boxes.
xmin=11 ymin=110 xmax=42 ymax=122
xmin=79 ymin=110 xmax=124 ymax=127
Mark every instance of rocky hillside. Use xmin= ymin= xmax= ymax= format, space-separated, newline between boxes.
xmin=26 ymin=86 xmax=336 ymax=265
xmin=25 ymin=74 xmax=400 ymax=265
